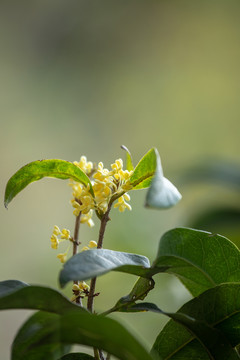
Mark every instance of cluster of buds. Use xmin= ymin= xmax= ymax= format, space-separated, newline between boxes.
xmin=50 ymin=226 xmax=72 ymax=263
xmin=50 ymin=226 xmax=71 ymax=250
xmin=71 ymin=281 xmax=90 ymax=302
xmin=50 ymin=224 xmax=98 ymax=264
xmin=69 ymin=156 xmax=133 ymax=226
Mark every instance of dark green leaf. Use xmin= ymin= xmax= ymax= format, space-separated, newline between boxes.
xmin=121 ymin=145 xmax=134 ymax=171
xmin=4 ymin=159 xmax=93 ymax=207
xmin=152 ymin=283 xmax=240 ymax=359
xmin=12 ymin=312 xmax=70 ymax=360
xmin=59 ymin=354 xmax=95 ymax=360
xmin=106 ymin=278 xmax=155 ymax=314
xmin=0 ymin=281 xmax=85 ymax=314
xmin=59 ymin=249 xmax=150 ymax=288
xmin=59 ymin=312 xmax=153 ymax=360
xmin=13 ymin=311 xmax=153 ymax=360
xmin=132 ymin=303 xmax=239 ymax=359
xmin=153 ymin=227 xmax=240 ymax=296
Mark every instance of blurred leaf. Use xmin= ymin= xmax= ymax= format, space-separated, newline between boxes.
xmin=151 ymin=283 xmax=240 ymax=359
xmin=180 ymin=160 xmax=240 ymax=189
xmin=153 ymin=227 xmax=240 ymax=296
xmin=12 ymin=311 xmax=153 ymax=360
xmin=12 ymin=312 xmax=70 ymax=360
xmin=189 ymin=207 xmax=240 ymax=232
xmin=0 ymin=280 xmax=28 ymax=296
xmin=121 ymin=145 xmax=134 ymax=171
xmin=59 ymin=354 xmax=95 ymax=360
xmin=0 ymin=281 xmax=85 ymax=314
xmin=59 ymin=249 xmax=150 ymax=288
xmin=4 ymin=159 xmax=93 ymax=208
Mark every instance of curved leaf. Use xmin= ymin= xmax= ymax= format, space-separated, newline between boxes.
xmin=13 ymin=311 xmax=153 ymax=360
xmin=59 ymin=354 xmax=95 ymax=360
xmin=59 ymin=249 xmax=150 ymax=288
xmin=4 ymin=159 xmax=93 ymax=207
xmin=131 ymin=303 xmax=239 ymax=360
xmin=0 ymin=280 xmax=85 ymax=314
xmin=153 ymin=227 xmax=240 ymax=296
xmin=105 ymin=278 xmax=155 ymax=315
xmin=152 ymin=283 xmax=240 ymax=359
xmin=12 ymin=312 xmax=70 ymax=360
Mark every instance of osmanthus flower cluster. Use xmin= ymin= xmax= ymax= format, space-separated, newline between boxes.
xmin=70 ymin=156 xmax=133 ymax=220
xmin=50 ymin=155 xmax=134 ymax=267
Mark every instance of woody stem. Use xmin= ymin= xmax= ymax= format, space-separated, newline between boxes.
xmin=87 ymin=204 xmax=112 ymax=312
xmin=72 ymin=199 xmax=82 ymax=306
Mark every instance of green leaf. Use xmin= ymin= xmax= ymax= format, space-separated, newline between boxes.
xmin=12 ymin=312 xmax=70 ymax=360
xmin=132 ymin=303 xmax=239 ymax=360
xmin=59 ymin=312 xmax=153 ymax=360
xmin=59 ymin=249 xmax=150 ymax=288
xmin=106 ymin=278 xmax=155 ymax=314
xmin=153 ymin=227 xmax=240 ymax=296
xmin=13 ymin=311 xmax=153 ymax=360
xmin=121 ymin=145 xmax=134 ymax=171
xmin=152 ymin=283 xmax=240 ymax=359
xmin=0 ymin=280 xmax=85 ymax=314
xmin=130 ymin=148 xmax=157 ymax=189
xmin=4 ymin=159 xmax=93 ymax=208
xmin=59 ymin=354 xmax=95 ymax=360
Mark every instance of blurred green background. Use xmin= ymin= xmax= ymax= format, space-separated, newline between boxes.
xmin=1 ymin=1 xmax=240 ymax=358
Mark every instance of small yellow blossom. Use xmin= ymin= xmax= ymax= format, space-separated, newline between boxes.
xmin=114 ymin=194 xmax=132 ymax=212
xmin=50 ymin=234 xmax=59 ymax=249
xmin=88 ymin=240 xmax=97 ymax=248
xmin=81 ymin=246 xmax=90 ymax=252
xmin=61 ymin=229 xmax=70 ymax=240
xmin=53 ymin=225 xmax=61 ymax=236
xmin=74 ymin=156 xmax=93 ymax=175
xmin=80 ymin=209 xmax=94 ymax=227
xmin=57 ymin=252 xmax=67 ymax=263
xmin=79 ymin=281 xmax=90 ymax=291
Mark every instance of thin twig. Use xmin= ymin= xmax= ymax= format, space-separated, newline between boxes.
xmin=87 ymin=205 xmax=112 ymax=312
xmin=72 ymin=199 xmax=82 ymax=306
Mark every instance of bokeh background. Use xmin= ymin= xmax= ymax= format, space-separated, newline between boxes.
xmin=1 ymin=1 xmax=240 ymax=358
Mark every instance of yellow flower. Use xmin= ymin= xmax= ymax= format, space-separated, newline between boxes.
xmin=57 ymin=252 xmax=67 ymax=263
xmin=88 ymin=240 xmax=97 ymax=248
xmin=113 ymin=194 xmax=132 ymax=212
xmin=61 ymin=229 xmax=71 ymax=240
xmin=50 ymin=234 xmax=59 ymax=249
xmin=81 ymin=246 xmax=90 ymax=252
xmin=80 ymin=210 xmax=95 ymax=227
xmin=74 ymin=156 xmax=93 ymax=175
xmin=53 ymin=225 xmax=61 ymax=236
